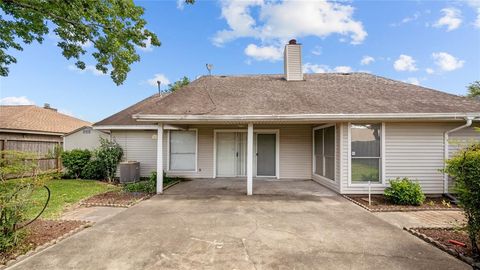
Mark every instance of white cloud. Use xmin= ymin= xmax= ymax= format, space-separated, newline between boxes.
xmin=404 ymin=77 xmax=420 ymax=85
xmin=177 ymin=0 xmax=185 ymax=10
xmin=360 ymin=55 xmax=375 ymax=65
xmin=433 ymin=8 xmax=462 ymax=31
xmin=147 ymin=73 xmax=170 ymax=88
xmin=214 ymin=0 xmax=367 ymax=61
xmin=475 ymin=8 xmax=480 ymax=28
xmin=432 ymin=52 xmax=465 ymax=71
xmin=391 ymin=12 xmax=420 ymax=27
xmin=68 ymin=64 xmax=106 ymax=76
xmin=393 ymin=54 xmax=418 ymax=72
xmin=244 ymin=44 xmax=283 ymax=61
xmin=303 ymin=63 xmax=329 ymax=73
xmin=426 ymin=68 xmax=435 ymax=74
xmin=333 ymin=66 xmax=353 ymax=73
xmin=311 ymin=46 xmax=322 ymax=56
xmin=0 ymin=96 xmax=35 ymax=105
xmin=303 ymin=63 xmax=353 ymax=73
xmin=137 ymin=36 xmax=153 ymax=52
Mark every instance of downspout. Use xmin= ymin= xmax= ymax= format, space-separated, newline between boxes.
xmin=443 ymin=117 xmax=474 ymax=194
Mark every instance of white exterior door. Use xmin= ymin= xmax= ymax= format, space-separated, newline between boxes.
xmin=216 ymin=132 xmax=246 ymax=177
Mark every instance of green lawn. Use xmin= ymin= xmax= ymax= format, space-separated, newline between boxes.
xmin=1 ymin=179 xmax=119 ymax=219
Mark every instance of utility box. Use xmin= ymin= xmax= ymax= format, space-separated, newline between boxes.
xmin=119 ymin=161 xmax=140 ymax=183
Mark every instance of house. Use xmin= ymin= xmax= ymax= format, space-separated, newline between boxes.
xmin=94 ymin=40 xmax=480 ymax=195
xmin=0 ymin=104 xmax=91 ymax=170
xmin=63 ymin=126 xmax=110 ymax=151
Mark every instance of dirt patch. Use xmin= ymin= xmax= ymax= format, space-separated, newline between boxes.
xmin=346 ymin=195 xmax=459 ymax=211
xmin=415 ymin=227 xmax=479 ymax=259
xmin=81 ymin=191 xmax=148 ymax=206
xmin=0 ymin=219 xmax=86 ymax=265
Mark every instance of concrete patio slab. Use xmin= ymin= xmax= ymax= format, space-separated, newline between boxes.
xmin=165 ymin=178 xmax=337 ymax=197
xmin=8 ymin=189 xmax=468 ymax=270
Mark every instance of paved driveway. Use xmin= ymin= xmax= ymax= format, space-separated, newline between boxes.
xmin=9 ymin=181 xmax=468 ymax=270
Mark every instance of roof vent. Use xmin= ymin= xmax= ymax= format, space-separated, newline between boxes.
xmin=43 ymin=103 xmax=57 ymax=112
xmin=284 ymin=39 xmax=303 ymax=81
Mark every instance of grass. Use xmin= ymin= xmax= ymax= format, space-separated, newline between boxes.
xmin=1 ymin=179 xmax=119 ymax=219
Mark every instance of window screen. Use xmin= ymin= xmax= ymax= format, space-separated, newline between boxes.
xmin=351 ymin=124 xmax=381 ymax=182
xmin=169 ymin=130 xmax=196 ymax=171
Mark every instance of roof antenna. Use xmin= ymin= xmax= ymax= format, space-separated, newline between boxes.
xmin=206 ymin=64 xmax=213 ymax=76
xmin=156 ymin=80 xmax=161 ymax=94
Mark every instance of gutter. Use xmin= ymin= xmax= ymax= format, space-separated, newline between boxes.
xmin=132 ymin=112 xmax=480 ymax=123
xmin=443 ymin=117 xmax=474 ymax=194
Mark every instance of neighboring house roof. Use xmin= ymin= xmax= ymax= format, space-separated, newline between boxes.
xmin=95 ymin=73 xmax=480 ymax=126
xmin=63 ymin=126 xmax=110 ymax=137
xmin=0 ymin=105 xmax=91 ymax=134
xmin=95 ymin=93 xmax=168 ymax=126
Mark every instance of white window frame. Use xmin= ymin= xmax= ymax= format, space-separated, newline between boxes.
xmin=167 ymin=129 xmax=198 ymax=172
xmin=312 ymin=124 xmax=336 ymax=182
xmin=347 ymin=122 xmax=386 ymax=187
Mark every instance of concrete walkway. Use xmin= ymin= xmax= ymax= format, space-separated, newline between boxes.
xmin=8 ymin=182 xmax=468 ymax=270
xmin=375 ymin=210 xmax=465 ymax=229
xmin=60 ymin=206 xmax=126 ymax=223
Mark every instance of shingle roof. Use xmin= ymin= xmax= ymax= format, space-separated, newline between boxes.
xmin=95 ymin=73 xmax=480 ymax=125
xmin=0 ymin=105 xmax=91 ymax=134
xmin=95 ymin=93 xmax=168 ymax=126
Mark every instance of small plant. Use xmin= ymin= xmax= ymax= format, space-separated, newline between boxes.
xmin=0 ymin=151 xmax=49 ymax=252
xmin=427 ymin=200 xmax=435 ymax=207
xmin=61 ymin=149 xmax=91 ymax=178
xmin=384 ymin=177 xmax=426 ymax=206
xmin=96 ymin=138 xmax=123 ymax=183
xmin=441 ymin=199 xmax=451 ymax=208
xmin=123 ymin=171 xmax=157 ymax=193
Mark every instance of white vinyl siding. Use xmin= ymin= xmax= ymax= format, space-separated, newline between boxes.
xmin=112 ymin=130 xmax=157 ymax=177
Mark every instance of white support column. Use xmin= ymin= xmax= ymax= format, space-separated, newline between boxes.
xmin=157 ymin=124 xmax=164 ymax=194
xmin=247 ymin=123 xmax=254 ymax=195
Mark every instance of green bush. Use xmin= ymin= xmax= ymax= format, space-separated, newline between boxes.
xmin=445 ymin=143 xmax=480 ymax=259
xmin=96 ymin=138 xmax=123 ymax=183
xmin=81 ymin=158 xmax=106 ymax=180
xmin=61 ymin=149 xmax=91 ymax=179
xmin=123 ymin=171 xmax=156 ymax=193
xmin=384 ymin=177 xmax=425 ymax=206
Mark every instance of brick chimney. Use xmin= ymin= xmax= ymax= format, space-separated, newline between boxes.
xmin=284 ymin=39 xmax=303 ymax=81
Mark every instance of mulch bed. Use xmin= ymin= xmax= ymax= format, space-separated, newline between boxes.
xmin=80 ymin=191 xmax=149 ymax=207
xmin=345 ymin=195 xmax=460 ymax=212
xmin=0 ymin=219 xmax=87 ymax=266
xmin=407 ymin=227 xmax=480 ymax=266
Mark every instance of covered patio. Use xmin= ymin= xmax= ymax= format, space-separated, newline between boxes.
xmin=163 ymin=178 xmax=337 ymax=197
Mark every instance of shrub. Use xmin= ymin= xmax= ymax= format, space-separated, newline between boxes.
xmin=61 ymin=149 xmax=91 ymax=178
xmin=81 ymin=158 xmax=106 ymax=180
xmin=445 ymin=143 xmax=480 ymax=260
xmin=123 ymin=171 xmax=156 ymax=193
xmin=96 ymin=138 xmax=123 ymax=183
xmin=384 ymin=177 xmax=425 ymax=206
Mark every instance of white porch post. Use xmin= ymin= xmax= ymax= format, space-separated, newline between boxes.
xmin=247 ymin=123 xmax=253 ymax=195
xmin=157 ymin=123 xmax=164 ymax=194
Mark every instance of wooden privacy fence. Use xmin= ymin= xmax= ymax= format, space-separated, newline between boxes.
xmin=0 ymin=139 xmax=62 ymax=174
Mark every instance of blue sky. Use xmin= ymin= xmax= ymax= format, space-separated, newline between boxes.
xmin=0 ymin=0 xmax=479 ymax=122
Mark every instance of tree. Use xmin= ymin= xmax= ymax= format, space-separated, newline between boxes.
xmin=96 ymin=138 xmax=123 ymax=183
xmin=168 ymin=76 xmax=190 ymax=92
xmin=0 ymin=0 xmax=193 ymax=85
xmin=467 ymin=81 xmax=480 ymax=98
xmin=445 ymin=143 xmax=480 ymax=262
